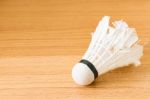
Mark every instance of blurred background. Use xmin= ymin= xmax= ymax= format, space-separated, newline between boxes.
xmin=1 ymin=0 xmax=149 ymax=56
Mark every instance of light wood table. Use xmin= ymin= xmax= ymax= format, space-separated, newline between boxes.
xmin=0 ymin=0 xmax=150 ymax=99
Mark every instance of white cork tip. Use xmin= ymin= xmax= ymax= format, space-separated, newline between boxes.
xmin=72 ymin=63 xmax=95 ymax=85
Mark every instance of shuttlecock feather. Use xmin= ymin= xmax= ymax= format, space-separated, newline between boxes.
xmin=72 ymin=16 xmax=143 ymax=85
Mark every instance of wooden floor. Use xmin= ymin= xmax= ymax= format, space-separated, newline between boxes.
xmin=0 ymin=0 xmax=150 ymax=98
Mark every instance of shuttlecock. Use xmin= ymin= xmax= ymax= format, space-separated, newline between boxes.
xmin=72 ymin=16 xmax=143 ymax=85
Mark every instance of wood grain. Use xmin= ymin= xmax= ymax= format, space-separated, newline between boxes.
xmin=0 ymin=0 xmax=150 ymax=98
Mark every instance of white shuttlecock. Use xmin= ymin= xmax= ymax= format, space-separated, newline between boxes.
xmin=72 ymin=16 xmax=143 ymax=85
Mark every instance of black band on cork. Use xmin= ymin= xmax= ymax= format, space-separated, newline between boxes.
xmin=79 ymin=59 xmax=98 ymax=79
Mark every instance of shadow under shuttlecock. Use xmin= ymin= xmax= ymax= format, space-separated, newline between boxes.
xmin=88 ymin=64 xmax=140 ymax=87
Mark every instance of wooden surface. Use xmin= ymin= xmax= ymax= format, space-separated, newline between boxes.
xmin=0 ymin=0 xmax=150 ymax=99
